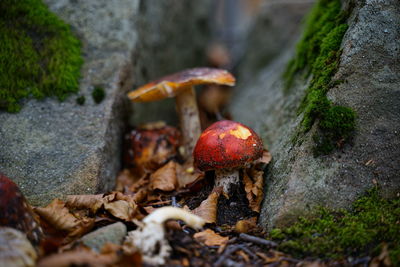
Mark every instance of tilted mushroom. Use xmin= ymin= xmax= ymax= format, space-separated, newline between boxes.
xmin=128 ymin=68 xmax=235 ymax=160
xmin=193 ymin=120 xmax=263 ymax=195
xmin=124 ymin=206 xmax=205 ymax=265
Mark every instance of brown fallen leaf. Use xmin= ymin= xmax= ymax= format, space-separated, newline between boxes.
xmin=235 ymin=217 xmax=258 ymax=233
xmin=370 ymin=243 xmax=392 ymax=267
xmin=176 ymin=162 xmax=204 ymax=188
xmin=35 ymin=199 xmax=81 ymax=232
xmin=104 ymin=200 xmax=137 ymax=221
xmin=243 ymin=169 xmax=264 ymax=213
xmin=37 ymin=249 xmax=117 ymax=267
xmin=191 ymin=187 xmax=221 ymax=223
xmin=194 ymin=229 xmax=229 ymax=246
xmin=150 ymin=161 xmax=178 ymax=191
xmin=66 ymin=194 xmax=104 ymax=213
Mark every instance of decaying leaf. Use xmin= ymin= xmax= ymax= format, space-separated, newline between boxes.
xmin=190 ymin=188 xmax=221 ymax=223
xmin=176 ymin=162 xmax=204 ymax=188
xmin=254 ymin=149 xmax=272 ymax=168
xmin=370 ymin=243 xmax=392 ymax=267
xmin=194 ymin=229 xmax=229 ymax=246
xmin=66 ymin=194 xmax=104 ymax=213
xmin=35 ymin=199 xmax=82 ymax=232
xmin=243 ymin=169 xmax=264 ymax=213
xmin=150 ymin=161 xmax=178 ymax=191
xmin=235 ymin=217 xmax=257 ymax=233
xmin=104 ymin=200 xmax=137 ymax=221
xmin=66 ymin=192 xmax=140 ymax=222
xmin=37 ymin=249 xmax=118 ymax=267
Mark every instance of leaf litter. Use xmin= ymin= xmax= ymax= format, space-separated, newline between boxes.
xmin=5 ymin=122 xmax=374 ymax=266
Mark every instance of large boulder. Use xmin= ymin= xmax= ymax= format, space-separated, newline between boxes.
xmin=231 ymin=0 xmax=400 ymax=228
xmin=0 ymin=0 xmax=210 ymax=206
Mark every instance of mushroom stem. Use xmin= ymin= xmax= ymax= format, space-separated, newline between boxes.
xmin=175 ymin=86 xmax=202 ymax=160
xmin=214 ymin=168 xmax=239 ymax=195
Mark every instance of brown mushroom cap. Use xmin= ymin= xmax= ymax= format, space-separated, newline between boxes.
xmin=128 ymin=67 xmax=235 ymax=102
xmin=193 ymin=120 xmax=263 ymax=171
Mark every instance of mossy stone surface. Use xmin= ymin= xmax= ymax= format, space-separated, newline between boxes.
xmin=0 ymin=0 xmax=83 ymax=112
xmin=269 ymin=189 xmax=400 ymax=265
xmin=231 ymin=0 xmax=400 ymax=229
xmin=283 ymin=0 xmax=355 ymax=155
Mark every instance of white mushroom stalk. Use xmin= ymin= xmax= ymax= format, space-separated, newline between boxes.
xmin=124 ymin=206 xmax=205 ymax=265
xmin=175 ymin=86 xmax=202 ymax=159
xmin=214 ymin=168 xmax=240 ymax=195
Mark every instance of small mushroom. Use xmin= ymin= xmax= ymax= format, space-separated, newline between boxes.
xmin=128 ymin=68 xmax=235 ymax=160
xmin=0 ymin=173 xmax=43 ymax=247
xmin=193 ymin=120 xmax=263 ymax=195
xmin=124 ymin=206 xmax=205 ymax=265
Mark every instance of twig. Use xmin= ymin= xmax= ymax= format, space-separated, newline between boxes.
xmin=239 ymin=233 xmax=278 ymax=248
xmin=214 ymin=245 xmax=242 ymax=267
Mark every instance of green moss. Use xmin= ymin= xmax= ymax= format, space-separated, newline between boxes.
xmin=0 ymin=0 xmax=83 ymax=112
xmin=284 ymin=0 xmax=356 ymax=154
xmin=92 ymin=86 xmax=105 ymax=104
xmin=76 ymin=95 xmax=85 ymax=105
xmin=269 ymin=189 xmax=400 ymax=265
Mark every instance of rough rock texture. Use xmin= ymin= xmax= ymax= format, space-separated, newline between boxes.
xmin=80 ymin=222 xmax=127 ymax=252
xmin=0 ymin=0 xmax=210 ymax=206
xmin=231 ymin=0 xmax=400 ymax=228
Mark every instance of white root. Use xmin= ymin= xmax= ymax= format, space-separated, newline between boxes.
xmin=215 ymin=169 xmax=240 ymax=195
xmin=124 ymin=207 xmax=205 ymax=265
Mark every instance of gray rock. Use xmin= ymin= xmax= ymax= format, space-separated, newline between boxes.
xmin=231 ymin=0 xmax=400 ymax=228
xmin=80 ymin=222 xmax=127 ymax=252
xmin=0 ymin=0 xmax=210 ymax=206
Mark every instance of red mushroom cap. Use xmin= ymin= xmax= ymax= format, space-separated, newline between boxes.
xmin=0 ymin=173 xmax=43 ymax=246
xmin=193 ymin=120 xmax=263 ymax=171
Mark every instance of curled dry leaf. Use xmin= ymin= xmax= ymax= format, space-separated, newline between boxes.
xmin=150 ymin=161 xmax=178 ymax=191
xmin=235 ymin=217 xmax=258 ymax=234
xmin=243 ymin=169 xmax=264 ymax=213
xmin=193 ymin=229 xmax=229 ymax=246
xmin=176 ymin=162 xmax=204 ymax=189
xmin=254 ymin=149 xmax=272 ymax=168
xmin=190 ymin=188 xmax=221 ymax=223
xmin=104 ymin=200 xmax=137 ymax=221
xmin=37 ymin=249 xmax=118 ymax=267
xmin=35 ymin=199 xmax=82 ymax=232
xmin=66 ymin=194 xmax=104 ymax=213
xmin=66 ymin=192 xmax=140 ymax=222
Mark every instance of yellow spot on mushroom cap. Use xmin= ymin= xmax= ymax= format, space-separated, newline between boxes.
xmin=219 ymin=125 xmax=252 ymax=140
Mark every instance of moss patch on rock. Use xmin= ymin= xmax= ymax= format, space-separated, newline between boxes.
xmin=283 ymin=0 xmax=355 ymax=154
xmin=269 ymin=188 xmax=400 ymax=265
xmin=0 ymin=0 xmax=83 ymax=112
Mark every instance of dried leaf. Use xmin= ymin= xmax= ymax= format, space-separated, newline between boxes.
xmin=35 ymin=199 xmax=81 ymax=232
xmin=176 ymin=163 xmax=204 ymax=188
xmin=66 ymin=194 xmax=104 ymax=213
xmin=37 ymin=249 xmax=117 ymax=267
xmin=104 ymin=200 xmax=137 ymax=221
xmin=259 ymin=150 xmax=272 ymax=165
xmin=235 ymin=217 xmax=257 ymax=233
xmin=194 ymin=229 xmax=229 ymax=246
xmin=370 ymin=243 xmax=392 ymax=267
xmin=150 ymin=161 xmax=178 ymax=191
xmin=243 ymin=169 xmax=264 ymax=213
xmin=191 ymin=188 xmax=221 ymax=223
